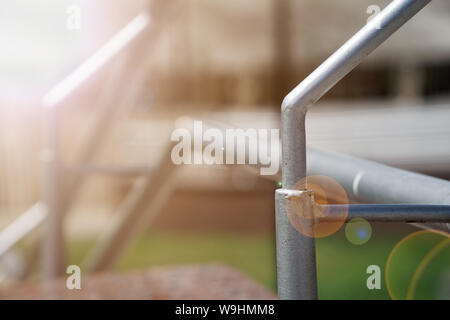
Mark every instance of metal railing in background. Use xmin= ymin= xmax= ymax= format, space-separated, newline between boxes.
xmin=275 ymin=0 xmax=448 ymax=300
xmin=0 ymin=0 xmax=170 ymax=279
xmin=41 ymin=12 xmax=151 ymax=279
xmin=0 ymin=14 xmax=150 ymax=276
xmin=0 ymin=203 xmax=46 ymax=258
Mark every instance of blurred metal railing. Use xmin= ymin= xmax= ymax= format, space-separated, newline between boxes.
xmin=0 ymin=0 xmax=449 ymax=302
xmin=275 ymin=0 xmax=450 ymax=300
xmin=41 ymin=12 xmax=151 ymax=279
xmin=0 ymin=203 xmax=46 ymax=258
xmin=0 ymin=4 xmax=159 ymax=278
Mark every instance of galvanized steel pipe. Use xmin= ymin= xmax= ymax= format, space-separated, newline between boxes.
xmin=277 ymin=0 xmax=432 ymax=300
xmin=325 ymin=204 xmax=450 ymax=223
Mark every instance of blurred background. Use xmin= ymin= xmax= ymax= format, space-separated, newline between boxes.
xmin=0 ymin=0 xmax=449 ymax=299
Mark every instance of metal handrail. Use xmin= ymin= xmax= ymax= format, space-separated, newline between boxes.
xmin=276 ymin=0 xmax=433 ymax=300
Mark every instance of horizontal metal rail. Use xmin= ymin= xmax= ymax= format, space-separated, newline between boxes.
xmin=307 ymin=148 xmax=450 ymax=205
xmin=307 ymin=147 xmax=450 ymax=233
xmin=323 ymin=204 xmax=450 ymax=223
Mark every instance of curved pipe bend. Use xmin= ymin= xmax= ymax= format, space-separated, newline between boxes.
xmin=280 ymin=0 xmax=431 ymax=190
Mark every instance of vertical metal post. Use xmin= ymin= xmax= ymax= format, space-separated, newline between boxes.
xmin=275 ymin=188 xmax=317 ymax=299
xmin=42 ymin=107 xmax=64 ymax=279
xmin=276 ymin=0 xmax=431 ymax=299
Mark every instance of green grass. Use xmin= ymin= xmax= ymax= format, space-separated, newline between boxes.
xmin=66 ymin=226 xmax=450 ymax=300
xmin=67 ymin=232 xmax=277 ymax=291
xmin=119 ymin=232 xmax=278 ymax=291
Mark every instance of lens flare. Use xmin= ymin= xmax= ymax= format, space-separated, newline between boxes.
xmin=385 ymin=230 xmax=450 ymax=300
xmin=286 ymin=175 xmax=348 ymax=238
xmin=345 ymin=218 xmax=372 ymax=245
